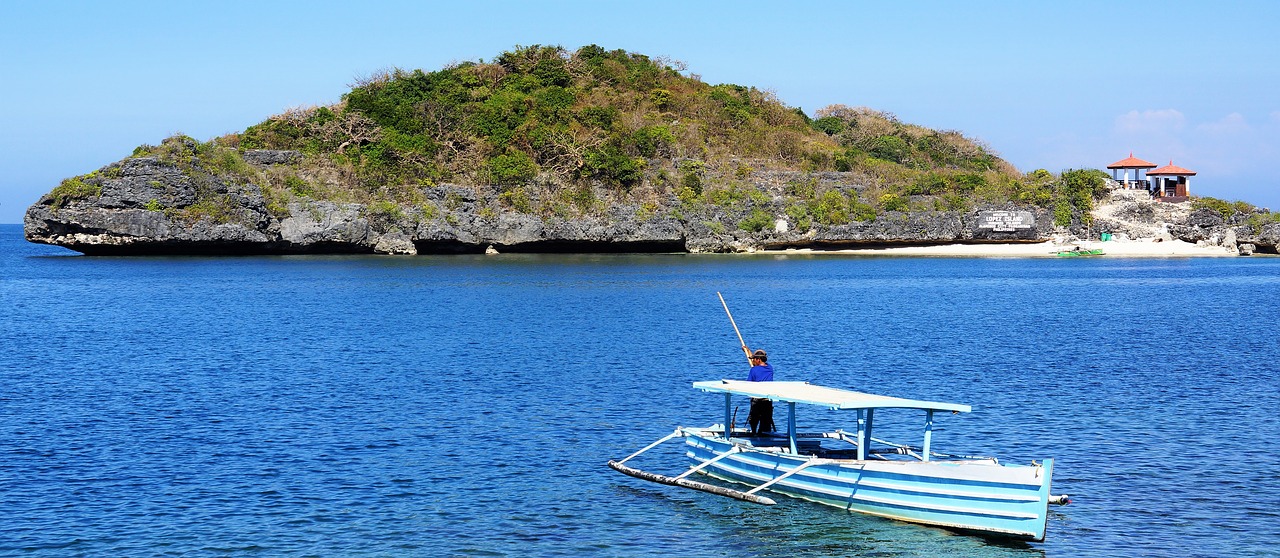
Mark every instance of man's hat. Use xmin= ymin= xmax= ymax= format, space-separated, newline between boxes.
xmin=751 ymin=349 xmax=767 ymax=361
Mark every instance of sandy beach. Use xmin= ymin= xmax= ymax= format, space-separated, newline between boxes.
xmin=775 ymin=239 xmax=1240 ymax=258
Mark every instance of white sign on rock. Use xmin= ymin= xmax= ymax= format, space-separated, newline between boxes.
xmin=977 ymin=211 xmax=1034 ymax=232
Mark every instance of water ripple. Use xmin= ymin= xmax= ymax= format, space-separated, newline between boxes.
xmin=3 ymin=230 xmax=1279 ymax=556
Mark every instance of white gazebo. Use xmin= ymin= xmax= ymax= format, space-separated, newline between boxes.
xmin=1106 ymin=153 xmax=1157 ymax=189
xmin=1147 ymin=161 xmax=1196 ymax=201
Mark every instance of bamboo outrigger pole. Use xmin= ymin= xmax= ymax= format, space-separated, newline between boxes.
xmin=717 ymin=292 xmax=753 ymax=363
xmin=608 ymin=458 xmax=777 ymax=505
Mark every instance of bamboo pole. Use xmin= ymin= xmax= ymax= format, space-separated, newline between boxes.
xmin=607 ymin=459 xmax=776 ymax=505
xmin=717 ymin=292 xmax=752 ymax=363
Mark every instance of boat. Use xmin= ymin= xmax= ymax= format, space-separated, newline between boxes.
xmin=608 ymin=380 xmax=1066 ymax=541
xmin=1054 ymin=246 xmax=1104 ymax=257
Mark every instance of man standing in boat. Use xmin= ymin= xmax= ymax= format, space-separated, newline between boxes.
xmin=746 ymin=349 xmax=775 ymax=435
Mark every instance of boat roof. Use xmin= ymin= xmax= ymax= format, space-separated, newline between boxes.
xmin=692 ymin=380 xmax=971 ymax=413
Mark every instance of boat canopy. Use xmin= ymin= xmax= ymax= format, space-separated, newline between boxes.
xmin=693 ymin=380 xmax=971 ymax=413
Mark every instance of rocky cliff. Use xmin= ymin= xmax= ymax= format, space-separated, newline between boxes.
xmin=25 ymin=149 xmax=1063 ymax=255
xmin=25 ymin=149 xmax=1278 ymax=256
xmin=1092 ymin=189 xmax=1280 ymax=255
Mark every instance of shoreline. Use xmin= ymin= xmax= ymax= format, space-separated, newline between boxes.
xmin=770 ymin=239 xmax=1242 ymax=258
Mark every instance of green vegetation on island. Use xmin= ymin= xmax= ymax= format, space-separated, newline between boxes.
xmin=55 ymin=44 xmax=1274 ymax=231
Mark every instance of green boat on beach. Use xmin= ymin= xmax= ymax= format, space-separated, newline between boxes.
xmin=1054 ymin=247 xmax=1104 ymax=257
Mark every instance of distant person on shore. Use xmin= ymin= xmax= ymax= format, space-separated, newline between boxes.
xmin=746 ymin=349 xmax=775 ymax=435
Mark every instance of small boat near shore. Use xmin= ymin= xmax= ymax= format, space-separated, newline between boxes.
xmin=1054 ymin=246 xmax=1104 ymax=257
xmin=608 ymin=380 xmax=1066 ymax=541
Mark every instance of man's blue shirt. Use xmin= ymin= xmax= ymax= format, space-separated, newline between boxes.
xmin=747 ymin=363 xmax=774 ymax=382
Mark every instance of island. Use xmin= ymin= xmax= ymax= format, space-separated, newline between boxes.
xmin=23 ymin=45 xmax=1280 ymax=256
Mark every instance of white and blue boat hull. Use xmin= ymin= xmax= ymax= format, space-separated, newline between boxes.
xmin=685 ymin=433 xmax=1053 ymax=541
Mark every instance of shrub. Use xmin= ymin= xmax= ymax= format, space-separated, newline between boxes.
xmin=532 ymin=57 xmax=572 ymax=87
xmin=803 ymin=150 xmax=833 ymax=171
xmin=812 ymin=116 xmax=845 ymax=136
xmin=284 ymin=175 xmax=316 ymax=198
xmin=636 ymin=202 xmax=658 ymax=221
xmin=738 ymin=208 xmax=773 ymax=232
xmin=879 ymin=192 xmax=908 ymax=212
xmin=419 ymin=202 xmax=439 ymax=221
xmin=678 ymin=160 xmax=705 ymax=194
xmin=499 ymin=187 xmax=533 ymax=213
xmin=1192 ymin=196 xmax=1239 ymax=217
xmin=677 ymin=186 xmax=700 ymax=205
xmin=1057 ymin=168 xmax=1109 ymax=220
xmin=786 ymin=203 xmax=812 ymax=231
xmin=1060 ymin=168 xmax=1109 ymax=200
xmin=583 ymin=145 xmax=645 ymax=187
xmin=632 ymin=125 xmax=675 ymax=158
xmin=850 ymin=199 xmax=877 ymax=222
xmin=937 ymin=192 xmax=970 ymax=211
xmin=577 ymin=106 xmax=618 ymax=129
xmin=786 ymin=176 xmax=817 ymax=200
xmin=1053 ymin=200 xmax=1073 ymax=227
xmin=953 ymin=173 xmax=987 ymax=193
xmin=179 ymin=195 xmax=236 ymax=224
xmin=213 ymin=149 xmax=255 ymax=180
xmin=707 ymin=84 xmax=756 ymax=125
xmin=564 ymin=184 xmax=597 ymax=212
xmin=1246 ymin=211 xmax=1280 ymax=233
xmin=1026 ymin=169 xmax=1054 ymax=183
xmin=488 ymin=151 xmax=538 ymax=184
xmin=869 ymin=135 xmax=912 ymax=165
xmin=909 ymin=172 xmax=948 ymax=195
xmin=812 ymin=190 xmax=849 ymax=225
xmin=49 ymin=177 xmax=101 ymax=208
xmin=367 ymin=200 xmax=404 ymax=221
xmin=650 ymin=88 xmax=674 ymax=111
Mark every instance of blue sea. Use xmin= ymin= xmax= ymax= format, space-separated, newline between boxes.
xmin=2 ymin=223 xmax=1278 ymax=557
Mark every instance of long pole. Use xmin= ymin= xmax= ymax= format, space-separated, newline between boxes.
xmin=717 ymin=292 xmax=752 ymax=363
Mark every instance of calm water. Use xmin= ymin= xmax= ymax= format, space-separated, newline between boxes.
xmin=2 ymin=223 xmax=1278 ymax=557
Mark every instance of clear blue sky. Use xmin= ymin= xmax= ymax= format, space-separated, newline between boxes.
xmin=4 ymin=0 xmax=1278 ymax=223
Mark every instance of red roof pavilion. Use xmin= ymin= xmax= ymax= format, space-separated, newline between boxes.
xmin=1107 ymin=153 xmax=1157 ymax=169
xmin=1148 ymin=160 xmax=1196 ymax=200
xmin=1148 ymin=161 xmax=1197 ymax=176
xmin=1106 ymin=152 xmax=1158 ymax=190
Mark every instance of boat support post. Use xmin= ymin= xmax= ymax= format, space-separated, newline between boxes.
xmin=787 ymin=401 xmax=797 ymax=454
xmin=614 ymin=429 xmax=684 ymax=466
xmin=674 ymin=446 xmax=742 ymax=481
xmin=922 ymin=410 xmax=933 ymax=462
xmin=724 ymin=392 xmax=732 ymax=438
xmin=857 ymin=409 xmax=875 ymax=460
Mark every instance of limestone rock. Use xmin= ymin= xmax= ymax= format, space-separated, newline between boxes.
xmin=23 ymin=156 xmax=1278 ymax=255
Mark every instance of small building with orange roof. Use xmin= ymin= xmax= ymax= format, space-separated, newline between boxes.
xmin=1148 ymin=160 xmax=1196 ymax=201
xmin=1106 ymin=153 xmax=1157 ymax=190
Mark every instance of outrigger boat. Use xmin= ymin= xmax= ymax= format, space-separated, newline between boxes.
xmin=1053 ymin=246 xmax=1104 ymax=257
xmin=609 ymin=380 xmax=1066 ymax=541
